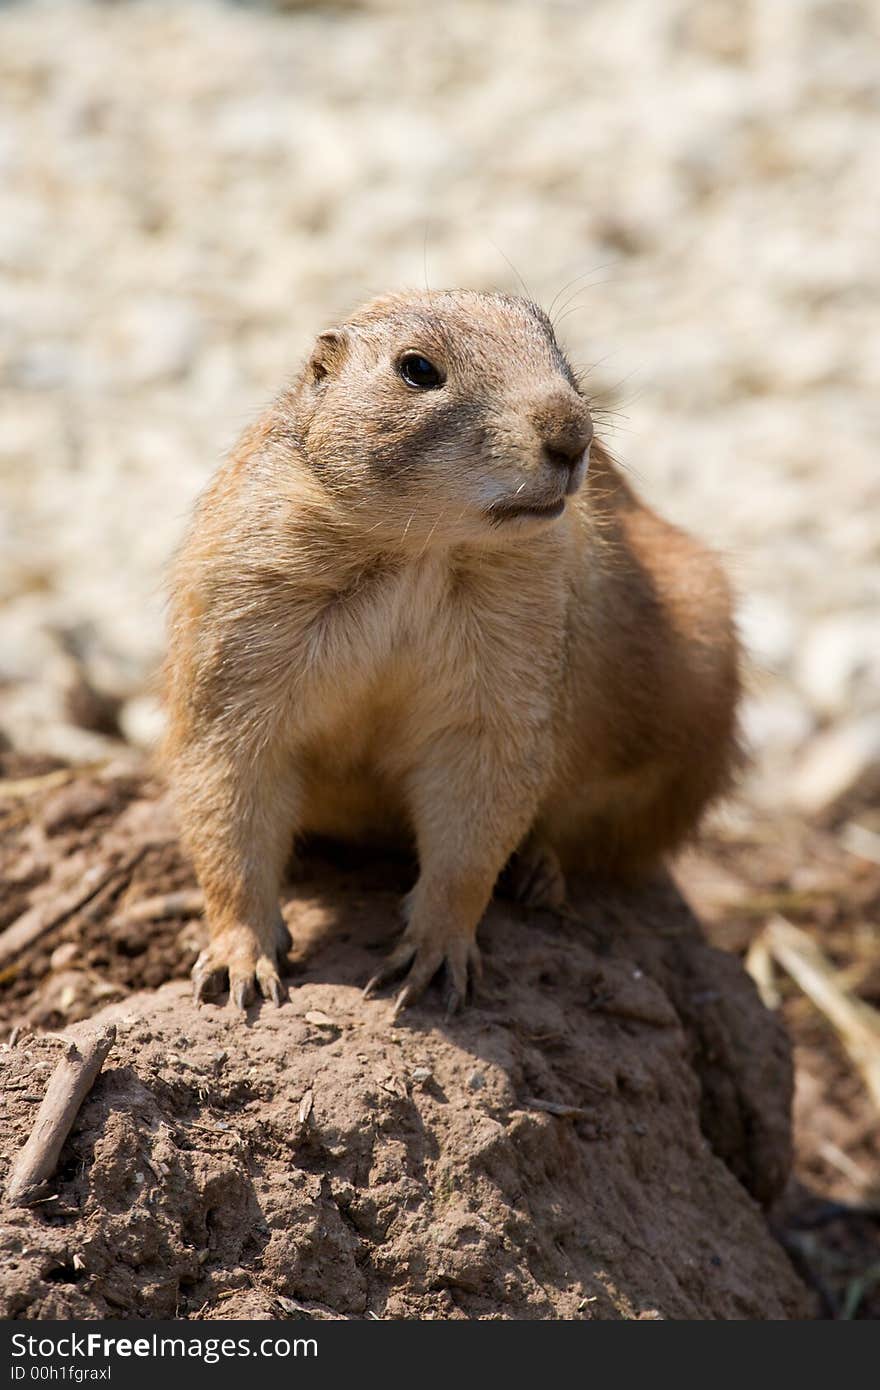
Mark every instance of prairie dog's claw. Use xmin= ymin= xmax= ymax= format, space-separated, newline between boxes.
xmin=392 ymin=985 xmax=415 ymax=1020
xmin=443 ymin=987 xmax=464 ymax=1018
xmin=191 ymin=926 xmax=286 ymax=1015
xmin=192 ymin=959 xmax=225 ymax=1004
xmin=261 ymin=968 xmax=287 ymax=1007
xmin=366 ymin=928 xmax=480 ymax=1017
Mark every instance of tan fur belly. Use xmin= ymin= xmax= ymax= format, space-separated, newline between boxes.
xmin=298 ymin=762 xmax=412 ymax=844
xmin=295 ymin=692 xmax=417 ymax=845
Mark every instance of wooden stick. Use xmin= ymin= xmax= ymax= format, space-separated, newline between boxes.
xmin=0 ymin=846 xmax=147 ymax=970
xmin=522 ymin=1096 xmax=592 ymax=1119
xmin=111 ymin=888 xmax=204 ymax=927
xmin=766 ymin=915 xmax=880 ymax=1111
xmin=0 ymin=769 xmax=81 ymax=801
xmin=5 ymin=1023 xmax=116 ymax=1206
xmin=0 ymin=863 xmax=119 ymax=970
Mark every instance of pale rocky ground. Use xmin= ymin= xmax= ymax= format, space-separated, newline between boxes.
xmin=1 ymin=0 xmax=878 ymax=815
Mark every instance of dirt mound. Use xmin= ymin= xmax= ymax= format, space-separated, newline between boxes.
xmin=0 ymin=764 xmax=808 ymax=1319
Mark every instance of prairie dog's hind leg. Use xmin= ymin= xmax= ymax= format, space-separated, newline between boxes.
xmin=499 ymin=833 xmax=567 ymax=911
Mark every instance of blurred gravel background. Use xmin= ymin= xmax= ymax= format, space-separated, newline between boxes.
xmin=1 ymin=0 xmax=878 ymax=815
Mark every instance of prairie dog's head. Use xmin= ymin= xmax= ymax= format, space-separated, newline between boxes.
xmin=293 ymin=290 xmax=593 ymax=548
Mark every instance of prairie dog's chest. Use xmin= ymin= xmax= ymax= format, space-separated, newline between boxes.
xmin=310 ymin=555 xmax=471 ymax=695
xmin=296 ymin=551 xmax=559 ymax=744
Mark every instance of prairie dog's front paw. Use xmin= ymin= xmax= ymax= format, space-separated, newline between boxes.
xmin=192 ymin=923 xmax=287 ymax=1011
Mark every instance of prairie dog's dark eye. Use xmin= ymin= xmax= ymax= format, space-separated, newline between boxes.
xmin=397 ymin=353 xmax=444 ymax=390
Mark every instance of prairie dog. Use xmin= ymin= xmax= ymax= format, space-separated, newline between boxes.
xmin=164 ymin=290 xmax=740 ymax=1014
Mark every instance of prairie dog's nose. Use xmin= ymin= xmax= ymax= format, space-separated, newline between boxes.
xmin=532 ymin=394 xmax=593 ymax=473
xmin=543 ymin=431 xmax=591 ymax=473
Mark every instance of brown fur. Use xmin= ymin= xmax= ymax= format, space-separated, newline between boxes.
xmin=163 ymin=290 xmax=741 ymax=1013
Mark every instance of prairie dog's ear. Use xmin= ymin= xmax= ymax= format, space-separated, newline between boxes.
xmin=307 ymin=327 xmax=351 ymax=384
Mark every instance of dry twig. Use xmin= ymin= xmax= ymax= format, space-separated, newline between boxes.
xmin=5 ymin=1023 xmax=116 ymax=1206
xmin=522 ymin=1096 xmax=592 ymax=1119
xmin=765 ymin=915 xmax=880 ymax=1112
xmin=0 ymin=848 xmax=147 ymax=970
xmin=111 ymin=888 xmax=204 ymax=927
